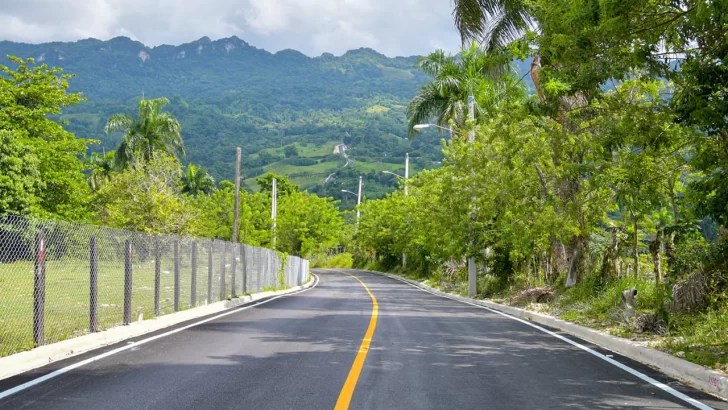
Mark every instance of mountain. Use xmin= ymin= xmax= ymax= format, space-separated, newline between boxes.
xmin=1 ymin=37 xmax=440 ymax=185
xmin=0 ymin=37 xmax=532 ymax=203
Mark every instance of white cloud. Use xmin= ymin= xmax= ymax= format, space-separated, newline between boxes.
xmin=0 ymin=0 xmax=461 ymax=56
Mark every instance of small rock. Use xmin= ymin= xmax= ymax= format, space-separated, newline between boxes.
xmin=676 ymin=351 xmax=686 ymax=358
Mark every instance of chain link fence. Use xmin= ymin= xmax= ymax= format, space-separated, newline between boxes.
xmin=0 ymin=214 xmax=310 ymax=358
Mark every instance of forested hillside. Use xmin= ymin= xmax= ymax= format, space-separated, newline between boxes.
xmin=0 ymin=36 xmax=454 ymax=198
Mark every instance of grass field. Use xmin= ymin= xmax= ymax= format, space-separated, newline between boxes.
xmin=0 ymin=246 xmax=290 ymax=357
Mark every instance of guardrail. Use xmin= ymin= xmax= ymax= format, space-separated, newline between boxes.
xmin=0 ymin=214 xmax=309 ymax=357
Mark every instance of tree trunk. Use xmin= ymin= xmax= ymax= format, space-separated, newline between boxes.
xmin=600 ymin=226 xmax=621 ymax=278
xmin=651 ymin=228 xmax=663 ymax=284
xmin=551 ymin=238 xmax=569 ymax=278
xmin=565 ymin=236 xmax=585 ymax=288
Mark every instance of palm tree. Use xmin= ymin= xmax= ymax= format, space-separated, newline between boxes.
xmin=452 ymin=0 xmax=533 ymax=52
xmin=407 ymin=42 xmax=519 ymax=136
xmin=105 ymin=97 xmax=185 ymax=169
xmin=181 ymin=164 xmax=216 ymax=197
xmin=86 ymin=150 xmax=116 ymax=192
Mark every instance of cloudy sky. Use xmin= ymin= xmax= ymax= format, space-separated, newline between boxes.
xmin=0 ymin=0 xmax=462 ymax=57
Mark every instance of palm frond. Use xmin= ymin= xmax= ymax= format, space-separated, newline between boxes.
xmin=104 ymin=114 xmax=134 ymax=134
xmin=407 ymin=85 xmax=449 ymax=136
xmin=451 ymin=0 xmax=532 ymax=50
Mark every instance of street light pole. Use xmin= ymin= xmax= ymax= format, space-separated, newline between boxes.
xmin=404 ymin=152 xmax=409 ymax=196
xmin=271 ymin=177 xmax=277 ymax=249
xmin=467 ymin=95 xmax=477 ymax=297
xmin=356 ymin=176 xmax=362 ymax=221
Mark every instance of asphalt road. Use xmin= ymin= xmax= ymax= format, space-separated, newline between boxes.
xmin=0 ymin=269 xmax=726 ymax=410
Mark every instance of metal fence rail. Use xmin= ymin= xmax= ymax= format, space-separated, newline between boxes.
xmin=0 ymin=214 xmax=310 ymax=357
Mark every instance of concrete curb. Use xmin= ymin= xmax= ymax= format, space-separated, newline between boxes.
xmin=367 ymin=269 xmax=728 ymax=401
xmin=0 ymin=277 xmax=316 ymax=381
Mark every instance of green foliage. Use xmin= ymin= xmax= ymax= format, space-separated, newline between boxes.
xmin=312 ymin=253 xmax=354 ymax=269
xmin=257 ymin=173 xmax=299 ymax=196
xmin=0 ymin=56 xmax=91 ymax=220
xmin=93 ymin=155 xmax=197 ymax=235
xmin=105 ymin=97 xmax=184 ymax=169
xmin=181 ymin=164 xmax=216 ymax=197
xmin=284 ymin=144 xmax=298 ymax=158
xmin=276 ymin=190 xmax=345 ymax=258
xmin=0 ymin=130 xmax=40 ymax=214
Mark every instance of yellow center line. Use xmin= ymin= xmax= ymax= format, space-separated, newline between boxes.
xmin=334 ymin=271 xmax=379 ymax=410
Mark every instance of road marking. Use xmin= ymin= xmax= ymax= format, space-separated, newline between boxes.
xmin=379 ymin=273 xmax=714 ymax=410
xmin=335 ymin=271 xmax=379 ymax=410
xmin=0 ymin=275 xmax=319 ymax=401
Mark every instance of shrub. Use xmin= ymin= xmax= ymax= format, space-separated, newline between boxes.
xmin=312 ymin=252 xmax=353 ymax=268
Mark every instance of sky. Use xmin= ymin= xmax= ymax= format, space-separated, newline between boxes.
xmin=0 ymin=0 xmax=462 ymax=57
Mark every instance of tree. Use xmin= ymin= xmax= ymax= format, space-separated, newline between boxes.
xmin=181 ymin=164 xmax=216 ymax=197
xmin=284 ymin=144 xmax=298 ymax=158
xmin=406 ymin=43 xmax=516 ymax=136
xmin=452 ymin=0 xmax=532 ymax=51
xmin=276 ymin=191 xmax=344 ymax=257
xmin=256 ymin=173 xmax=299 ymax=196
xmin=105 ymin=97 xmax=185 ymax=170
xmin=0 ymin=130 xmax=40 ymax=215
xmin=94 ymin=156 xmax=196 ymax=235
xmin=0 ymin=56 xmax=91 ymax=221
xmin=86 ymin=151 xmax=116 ymax=192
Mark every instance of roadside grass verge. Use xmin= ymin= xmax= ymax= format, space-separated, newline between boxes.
xmin=0 ymin=254 xmax=217 ymax=358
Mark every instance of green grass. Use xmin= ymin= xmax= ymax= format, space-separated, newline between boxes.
xmin=0 ymin=250 xmax=229 ymax=357
xmin=365 ymin=105 xmax=390 ymax=114
xmin=297 ymin=141 xmax=340 ymax=157
xmin=349 ymin=161 xmax=405 ymax=173
xmin=263 ymin=160 xmax=340 ymax=175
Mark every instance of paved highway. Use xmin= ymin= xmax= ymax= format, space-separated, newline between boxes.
xmin=0 ymin=269 xmax=725 ymax=409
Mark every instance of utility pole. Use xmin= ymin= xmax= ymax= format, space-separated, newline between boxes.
xmin=232 ymin=147 xmax=242 ymax=245
xmin=404 ymin=152 xmax=409 ymax=196
xmin=403 ymin=153 xmax=409 ymax=267
xmin=356 ymin=176 xmax=362 ymax=222
xmin=271 ymin=177 xmax=277 ymax=249
xmin=467 ymin=95 xmax=477 ymax=297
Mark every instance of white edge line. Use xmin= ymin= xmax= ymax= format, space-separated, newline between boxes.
xmin=378 ymin=272 xmax=713 ymax=410
xmin=0 ymin=274 xmax=320 ymax=401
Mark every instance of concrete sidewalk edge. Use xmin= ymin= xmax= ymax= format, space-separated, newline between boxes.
xmin=0 ymin=276 xmax=316 ymax=381
xmin=366 ymin=269 xmax=728 ymax=401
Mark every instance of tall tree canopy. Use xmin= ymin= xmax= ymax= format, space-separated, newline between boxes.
xmin=105 ymin=97 xmax=185 ymax=170
xmin=0 ymin=56 xmax=90 ymax=220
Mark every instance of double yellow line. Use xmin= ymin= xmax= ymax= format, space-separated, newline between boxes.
xmin=334 ymin=271 xmax=379 ymax=410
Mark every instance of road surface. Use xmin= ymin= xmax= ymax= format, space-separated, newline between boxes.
xmin=0 ymin=269 xmax=725 ymax=409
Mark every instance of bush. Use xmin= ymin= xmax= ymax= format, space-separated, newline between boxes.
xmin=478 ymin=274 xmax=506 ymax=296
xmin=559 ymin=274 xmax=659 ymax=318
xmin=312 ymin=252 xmax=354 ymax=268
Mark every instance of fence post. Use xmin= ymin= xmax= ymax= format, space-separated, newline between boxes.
xmin=241 ymin=244 xmax=247 ymax=295
xmin=256 ymin=247 xmax=261 ymax=292
xmin=90 ymin=235 xmax=99 ymax=333
xmin=231 ymin=242 xmax=237 ymax=297
xmin=174 ymin=239 xmax=180 ymax=311
xmin=33 ymin=231 xmax=46 ymax=346
xmin=207 ymin=241 xmax=213 ymax=303
xmin=219 ymin=242 xmax=227 ymax=300
xmin=191 ymin=241 xmax=197 ymax=306
xmin=123 ymin=239 xmax=133 ymax=325
xmin=154 ymin=238 xmax=161 ymax=316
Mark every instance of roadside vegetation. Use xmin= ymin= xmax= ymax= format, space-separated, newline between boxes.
xmin=353 ymin=0 xmax=728 ymax=373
